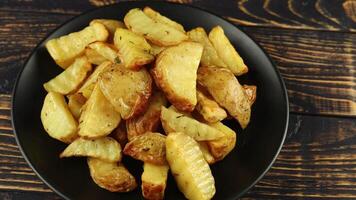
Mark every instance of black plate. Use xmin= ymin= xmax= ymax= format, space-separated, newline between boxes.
xmin=11 ymin=2 xmax=289 ymax=200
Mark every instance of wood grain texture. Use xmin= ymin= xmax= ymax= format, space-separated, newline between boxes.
xmin=0 ymin=94 xmax=355 ymax=199
xmin=244 ymin=27 xmax=356 ymax=116
xmin=0 ymin=8 xmax=355 ymax=115
xmin=244 ymin=114 xmax=356 ymax=199
xmin=1 ymin=0 xmax=356 ymax=199
xmin=0 ymin=11 xmax=70 ymax=94
xmin=1 ymin=0 xmax=356 ymax=32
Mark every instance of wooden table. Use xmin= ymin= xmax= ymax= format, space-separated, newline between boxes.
xmin=0 ymin=0 xmax=355 ymax=199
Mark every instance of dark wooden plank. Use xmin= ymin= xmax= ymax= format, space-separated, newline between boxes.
xmin=0 ymin=0 xmax=356 ymax=32
xmin=0 ymin=191 xmax=60 ymax=200
xmin=1 ymin=10 xmax=355 ymax=115
xmin=243 ymin=27 xmax=356 ymax=116
xmin=0 ymin=11 xmax=71 ymax=94
xmin=0 ymin=92 xmax=355 ymax=199
xmin=244 ymin=114 xmax=356 ymax=199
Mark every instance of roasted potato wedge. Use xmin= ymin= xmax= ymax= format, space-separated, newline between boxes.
xmin=152 ymin=42 xmax=203 ymax=112
xmin=77 ymin=61 xmax=112 ymax=99
xmin=143 ymin=6 xmax=185 ymax=32
xmin=88 ymin=158 xmax=137 ymax=192
xmin=207 ymin=122 xmax=236 ymax=161
xmin=90 ymin=19 xmax=125 ymax=41
xmin=209 ymin=26 xmax=248 ymax=76
xmin=41 ymin=92 xmax=78 ymax=143
xmin=110 ymin=122 xmax=128 ymax=148
xmin=43 ymin=56 xmax=92 ymax=94
xmin=114 ymin=28 xmax=154 ymax=70
xmin=126 ymin=92 xmax=167 ymax=141
xmin=141 ymin=163 xmax=169 ymax=200
xmin=197 ymin=66 xmax=251 ymax=128
xmin=123 ymin=132 xmax=166 ymax=165
xmin=124 ymin=8 xmax=188 ymax=46
xmin=160 ymin=106 xmax=224 ymax=141
xmin=46 ymin=22 xmax=108 ymax=68
xmin=166 ymin=132 xmax=215 ymax=200
xmin=89 ymin=42 xmax=122 ymax=64
xmin=60 ymin=137 xmax=122 ymax=162
xmin=78 ymin=84 xmax=121 ymax=138
xmin=99 ymin=64 xmax=152 ymax=119
xmin=198 ymin=142 xmax=216 ymax=165
xmin=187 ymin=27 xmax=226 ymax=68
xmin=85 ymin=47 xmax=107 ymax=65
xmin=196 ymin=89 xmax=227 ymax=123
xmin=243 ymin=84 xmax=257 ymax=106
xmin=67 ymin=93 xmax=86 ymax=119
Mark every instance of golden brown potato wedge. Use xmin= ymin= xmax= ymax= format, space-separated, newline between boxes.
xmin=123 ymin=132 xmax=166 ymax=165
xmin=67 ymin=93 xmax=86 ymax=119
xmin=197 ymin=66 xmax=251 ymax=128
xmin=141 ymin=163 xmax=169 ymax=200
xmin=195 ymin=89 xmax=227 ymax=123
xmin=143 ymin=6 xmax=185 ymax=32
xmin=110 ymin=122 xmax=128 ymax=148
xmin=151 ymin=42 xmax=203 ymax=112
xmin=197 ymin=142 xmax=216 ymax=165
xmin=243 ymin=84 xmax=257 ymax=106
xmin=46 ymin=22 xmax=108 ymax=68
xmin=187 ymin=27 xmax=226 ymax=68
xmin=114 ymin=28 xmax=154 ymax=70
xmin=88 ymin=158 xmax=137 ymax=192
xmin=160 ymin=106 xmax=224 ymax=141
xmin=99 ymin=64 xmax=152 ymax=119
xmin=126 ymin=92 xmax=167 ymax=141
xmin=85 ymin=47 xmax=107 ymax=65
xmin=78 ymin=84 xmax=121 ymax=138
xmin=90 ymin=19 xmax=125 ymax=41
xmin=207 ymin=122 xmax=236 ymax=161
xmin=166 ymin=132 xmax=215 ymax=200
xmin=41 ymin=92 xmax=78 ymax=143
xmin=43 ymin=56 xmax=92 ymax=95
xmin=77 ymin=61 xmax=112 ymax=99
xmin=89 ymin=42 xmax=122 ymax=64
xmin=209 ymin=26 xmax=248 ymax=76
xmin=60 ymin=137 xmax=122 ymax=162
xmin=124 ymin=8 xmax=188 ymax=46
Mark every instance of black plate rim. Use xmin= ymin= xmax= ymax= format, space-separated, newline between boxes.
xmin=11 ymin=2 xmax=289 ymax=199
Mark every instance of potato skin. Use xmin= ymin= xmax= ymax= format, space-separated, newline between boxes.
xmin=110 ymin=122 xmax=128 ymax=148
xmin=195 ymin=88 xmax=227 ymax=123
xmin=151 ymin=42 xmax=203 ymax=112
xmin=243 ymin=84 xmax=257 ymax=106
xmin=123 ymin=132 xmax=166 ymax=165
xmin=141 ymin=163 xmax=169 ymax=200
xmin=142 ymin=182 xmax=165 ymax=200
xmin=208 ymin=26 xmax=248 ymax=76
xmin=126 ymin=92 xmax=167 ymax=141
xmin=197 ymin=66 xmax=251 ymax=129
xmin=99 ymin=64 xmax=152 ymax=119
xmin=207 ymin=122 xmax=236 ymax=161
xmin=88 ymin=158 xmax=137 ymax=192
xmin=151 ymin=65 xmax=194 ymax=112
xmin=41 ymin=92 xmax=78 ymax=143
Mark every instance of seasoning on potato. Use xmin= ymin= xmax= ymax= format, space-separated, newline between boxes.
xmin=40 ymin=6 xmax=256 ymax=199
